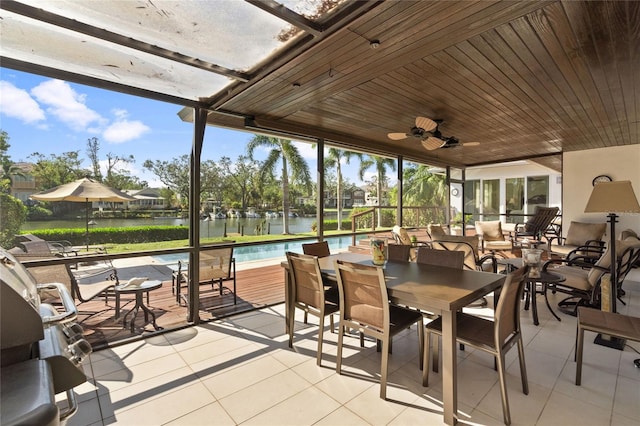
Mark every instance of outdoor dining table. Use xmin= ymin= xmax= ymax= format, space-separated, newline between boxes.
xmin=282 ymin=252 xmax=506 ymax=425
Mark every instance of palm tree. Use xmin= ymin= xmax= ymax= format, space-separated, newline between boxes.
xmin=402 ymin=164 xmax=447 ymax=206
xmin=247 ymin=135 xmax=312 ymax=234
xmin=358 ymin=155 xmax=396 ymax=227
xmin=324 ymin=148 xmax=362 ymax=230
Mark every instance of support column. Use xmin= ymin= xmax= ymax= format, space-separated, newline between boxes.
xmin=187 ymin=107 xmax=207 ymax=324
xmin=316 ymin=139 xmax=325 ymax=239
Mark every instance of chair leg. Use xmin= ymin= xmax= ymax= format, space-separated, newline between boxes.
xmin=380 ymin=337 xmax=390 ymax=399
xmin=575 ymin=324 xmax=585 ymax=385
xmin=433 ymin=335 xmax=439 ymax=373
xmin=336 ymin=322 xmax=345 ymax=375
xmin=496 ymin=352 xmax=511 ymax=426
xmin=288 ymin=308 xmax=295 ymax=348
xmin=517 ymin=337 xmax=529 ymax=394
xmin=317 ymin=314 xmax=325 ymax=366
xmin=423 ymin=330 xmax=431 ymax=386
xmin=417 ymin=318 xmax=424 ymax=371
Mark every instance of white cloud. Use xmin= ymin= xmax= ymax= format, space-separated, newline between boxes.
xmin=294 ymin=141 xmax=316 ymax=159
xmin=30 ymin=79 xmax=103 ymax=131
xmin=0 ymin=81 xmax=46 ymax=124
xmin=103 ymin=119 xmax=150 ymax=143
xmin=111 ymin=108 xmax=128 ymax=119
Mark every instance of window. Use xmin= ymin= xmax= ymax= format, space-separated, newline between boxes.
xmin=505 ymin=178 xmax=524 ymax=223
xmin=482 ymin=179 xmax=500 ymax=220
xmin=526 ymin=176 xmax=549 ymax=214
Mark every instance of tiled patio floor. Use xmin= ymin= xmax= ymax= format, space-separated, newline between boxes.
xmin=65 ymin=269 xmax=640 ymax=425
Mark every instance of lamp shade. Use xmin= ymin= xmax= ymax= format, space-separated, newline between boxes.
xmin=584 ymin=180 xmax=640 ymax=214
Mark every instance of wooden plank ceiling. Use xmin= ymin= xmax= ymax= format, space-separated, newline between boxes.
xmin=204 ymin=0 xmax=640 ymax=172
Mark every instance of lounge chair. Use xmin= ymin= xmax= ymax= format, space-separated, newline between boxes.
xmin=14 ymin=253 xmax=118 ymax=316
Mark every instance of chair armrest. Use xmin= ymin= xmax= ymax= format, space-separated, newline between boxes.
xmin=478 ymin=253 xmax=497 ymax=273
xmin=565 ymin=242 xmax=605 ymax=264
xmin=549 ymin=236 xmax=567 ymax=247
xmin=73 ymin=266 xmax=118 ymax=283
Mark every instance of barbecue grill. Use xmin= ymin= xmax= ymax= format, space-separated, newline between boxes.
xmin=1 ymin=248 xmax=92 ymax=425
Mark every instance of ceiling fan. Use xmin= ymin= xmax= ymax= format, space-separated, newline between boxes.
xmin=387 ymin=116 xmax=480 ymax=151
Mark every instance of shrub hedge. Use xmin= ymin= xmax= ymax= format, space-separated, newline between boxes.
xmin=22 ymin=226 xmax=189 ymax=246
xmin=311 ymin=219 xmax=353 ymax=232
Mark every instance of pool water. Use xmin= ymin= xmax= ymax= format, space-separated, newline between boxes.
xmin=151 ymin=235 xmax=367 ymax=265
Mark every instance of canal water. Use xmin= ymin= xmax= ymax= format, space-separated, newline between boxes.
xmin=22 ymin=216 xmax=318 ymax=238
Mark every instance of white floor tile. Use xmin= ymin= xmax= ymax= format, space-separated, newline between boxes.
xmin=242 ymin=386 xmax=340 ymax=425
xmin=217 ymin=369 xmax=311 ymax=424
xmin=68 ymin=274 xmax=638 ymax=426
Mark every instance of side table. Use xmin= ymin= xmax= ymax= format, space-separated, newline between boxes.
xmin=497 ymin=257 xmax=564 ymax=326
xmin=115 ymin=280 xmax=163 ymax=333
xmin=525 ymin=271 xmax=563 ymax=326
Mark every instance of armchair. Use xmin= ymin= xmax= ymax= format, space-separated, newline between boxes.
xmin=430 ymin=235 xmax=495 ymax=307
xmin=475 ymin=220 xmax=513 ymax=255
xmin=431 ymin=235 xmax=497 ymax=273
xmin=391 ymin=225 xmax=429 ymax=261
xmin=544 ymin=233 xmax=640 ymax=315
xmin=549 ymin=221 xmax=606 ymax=264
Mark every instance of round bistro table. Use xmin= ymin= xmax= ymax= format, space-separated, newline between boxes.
xmin=115 ymin=280 xmax=163 ymax=333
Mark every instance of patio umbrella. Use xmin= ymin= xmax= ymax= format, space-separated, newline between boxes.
xmin=31 ymin=177 xmax=136 ymax=250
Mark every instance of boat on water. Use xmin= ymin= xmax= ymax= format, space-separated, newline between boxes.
xmin=265 ymin=211 xmax=279 ymax=218
xmin=245 ymin=208 xmax=261 ymax=218
xmin=209 ymin=212 xmax=226 ymax=219
xmin=227 ymin=209 xmax=242 ymax=219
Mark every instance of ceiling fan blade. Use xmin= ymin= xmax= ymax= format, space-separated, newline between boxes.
xmin=415 ymin=116 xmax=437 ymax=132
xmin=421 ymin=136 xmax=445 ymax=150
xmin=388 ymin=132 xmax=409 ymax=140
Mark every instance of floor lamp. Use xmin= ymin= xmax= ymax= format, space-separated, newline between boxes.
xmin=584 ymin=180 xmax=640 ymax=349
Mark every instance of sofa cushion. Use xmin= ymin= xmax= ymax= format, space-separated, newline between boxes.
xmin=564 ymin=222 xmax=607 ymax=246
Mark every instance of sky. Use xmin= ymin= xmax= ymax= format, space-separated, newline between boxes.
xmin=0 ymin=68 xmax=374 ymax=188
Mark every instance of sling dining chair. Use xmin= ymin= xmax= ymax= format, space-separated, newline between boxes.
xmin=286 ymin=251 xmax=339 ymax=366
xmin=424 ymin=266 xmax=530 ymax=425
xmin=334 ymin=259 xmax=424 ymax=399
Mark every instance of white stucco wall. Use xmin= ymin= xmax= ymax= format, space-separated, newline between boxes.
xmin=563 ymin=145 xmax=640 ymax=241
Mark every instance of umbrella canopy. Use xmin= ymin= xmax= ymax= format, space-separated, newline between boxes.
xmin=30 ymin=177 xmax=136 ymax=202
xmin=31 ymin=178 xmax=136 ymax=250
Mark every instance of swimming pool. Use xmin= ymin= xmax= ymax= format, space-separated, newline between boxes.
xmin=151 ymin=235 xmax=367 ymax=265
